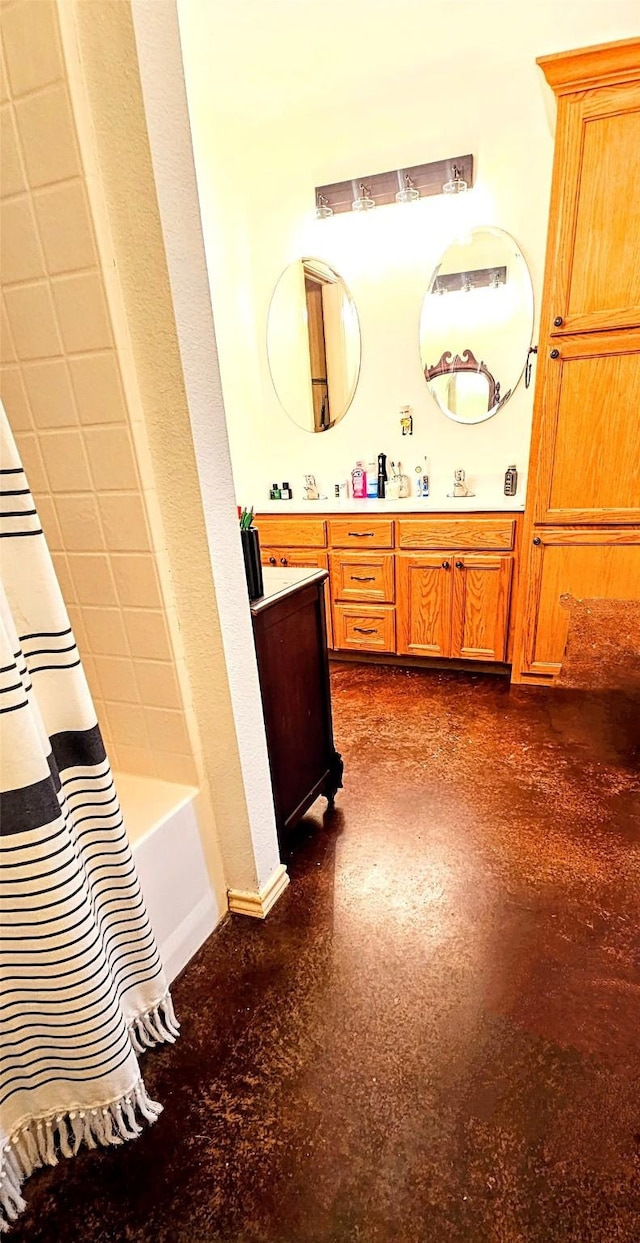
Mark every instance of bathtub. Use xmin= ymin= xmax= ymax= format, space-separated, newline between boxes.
xmin=115 ymin=771 xmax=220 ymax=984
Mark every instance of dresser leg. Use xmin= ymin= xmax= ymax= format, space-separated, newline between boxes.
xmin=324 ymin=750 xmax=344 ymax=805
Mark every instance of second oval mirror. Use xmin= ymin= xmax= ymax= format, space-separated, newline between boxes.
xmin=267 ymin=258 xmax=361 ymax=433
xmin=419 ymin=227 xmax=534 ymax=424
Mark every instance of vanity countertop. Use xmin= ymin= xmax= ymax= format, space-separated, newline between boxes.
xmin=255 ymin=495 xmax=525 ymax=515
xmin=250 ymin=565 xmax=328 ymax=613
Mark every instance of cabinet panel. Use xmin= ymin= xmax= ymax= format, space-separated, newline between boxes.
xmin=256 ymin=517 xmax=326 ymax=547
xmin=333 ymin=604 xmax=395 ymax=653
xmin=329 ymin=518 xmax=394 ymax=548
xmin=533 ymin=330 xmax=640 ymax=524
xmin=451 ymin=555 xmax=513 ymax=663
xmin=396 ymin=553 xmax=452 ymax=657
xmin=547 ymin=82 xmax=640 ymax=336
xmin=520 ymin=529 xmax=640 ymax=676
xmin=398 ymin=517 xmax=515 ymax=551
xmin=329 ymin=552 xmax=394 ymax=603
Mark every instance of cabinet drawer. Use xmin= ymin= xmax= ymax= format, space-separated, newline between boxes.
xmin=256 ymin=517 xmax=326 ymax=548
xmin=329 ymin=518 xmax=394 ymax=548
xmin=333 ymin=604 xmax=395 ymax=652
xmin=261 ymin=548 xmax=328 ymax=571
xmin=398 ymin=517 xmax=516 ymax=551
xmin=329 ymin=552 xmax=395 ymax=603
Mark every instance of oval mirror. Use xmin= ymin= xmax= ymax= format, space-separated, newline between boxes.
xmin=267 ymin=257 xmax=361 ymax=433
xmin=419 ymin=227 xmax=534 ymax=424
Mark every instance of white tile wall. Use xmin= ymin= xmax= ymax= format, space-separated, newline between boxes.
xmin=0 ymin=0 xmax=197 ymax=784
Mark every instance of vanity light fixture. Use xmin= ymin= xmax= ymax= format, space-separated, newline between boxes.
xmin=315 ymin=154 xmax=473 ymax=217
xmin=489 ymin=268 xmax=502 ymax=289
xmin=461 ymin=273 xmax=472 ymax=292
xmin=442 ymin=163 xmax=468 ymax=195
xmin=315 ymin=193 xmax=333 ymax=220
xmin=352 ymin=182 xmax=376 ymax=212
xmin=395 ymin=172 xmax=420 ymax=203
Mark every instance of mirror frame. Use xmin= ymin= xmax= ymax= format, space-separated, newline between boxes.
xmin=266 ymin=256 xmax=362 ymax=434
xmin=419 ymin=226 xmax=534 ymax=426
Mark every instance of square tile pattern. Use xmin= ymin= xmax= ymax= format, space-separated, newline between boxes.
xmin=0 ymin=0 xmax=196 ymax=784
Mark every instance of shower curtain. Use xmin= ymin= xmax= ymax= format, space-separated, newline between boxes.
xmin=0 ymin=406 xmax=179 ymax=1232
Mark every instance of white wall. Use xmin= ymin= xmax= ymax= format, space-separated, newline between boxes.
xmin=178 ymin=1 xmax=640 ymax=508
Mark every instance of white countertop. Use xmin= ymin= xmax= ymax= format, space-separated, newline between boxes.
xmin=256 ymin=495 xmax=524 ymax=514
xmin=250 ymin=565 xmax=328 ymax=612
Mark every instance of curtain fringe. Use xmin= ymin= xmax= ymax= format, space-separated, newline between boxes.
xmin=0 ymin=1077 xmax=163 ymax=1233
xmin=128 ymin=990 xmax=181 ymax=1053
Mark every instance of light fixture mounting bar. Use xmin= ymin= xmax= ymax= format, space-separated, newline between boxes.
xmin=315 ymin=154 xmax=473 ymax=216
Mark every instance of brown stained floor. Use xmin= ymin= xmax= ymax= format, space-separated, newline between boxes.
xmin=13 ymin=665 xmax=640 ymax=1243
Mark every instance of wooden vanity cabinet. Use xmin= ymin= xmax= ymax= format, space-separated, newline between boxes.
xmin=397 ymin=552 xmax=513 ymax=662
xmin=517 ymin=528 xmax=640 ymax=677
xmin=256 ymin=511 xmax=520 ymax=669
xmin=512 ymin=39 xmax=640 ymax=683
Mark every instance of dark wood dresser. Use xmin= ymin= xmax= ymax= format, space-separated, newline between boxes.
xmin=250 ymin=567 xmax=343 ymax=847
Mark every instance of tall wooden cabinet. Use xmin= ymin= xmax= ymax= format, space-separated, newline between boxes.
xmin=512 ymin=38 xmax=640 ymax=682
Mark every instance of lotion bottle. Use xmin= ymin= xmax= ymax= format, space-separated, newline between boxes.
xmin=351 ymin=461 xmax=367 ymax=499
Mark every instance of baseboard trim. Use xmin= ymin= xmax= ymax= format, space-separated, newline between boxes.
xmin=228 ymin=863 xmax=290 ymax=919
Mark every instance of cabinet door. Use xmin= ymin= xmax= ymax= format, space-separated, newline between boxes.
xmin=547 ymin=82 xmax=640 ymax=337
xmin=517 ymin=528 xmax=640 ymax=677
xmin=396 ymin=553 xmax=452 ymax=657
xmin=532 ymin=329 xmax=640 ymax=525
xmin=451 ymin=555 xmax=513 ymax=663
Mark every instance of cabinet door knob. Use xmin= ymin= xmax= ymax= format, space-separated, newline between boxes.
xmin=280 ymin=556 xmax=288 ymax=565
xmin=533 ymin=536 xmax=541 ymax=546
xmin=553 ymin=315 xmax=563 ymax=327
xmin=550 ymin=348 xmax=560 ymax=359
xmin=455 ymin=560 xmax=464 ymax=569
xmin=269 ymin=556 xmax=276 ymax=565
xmin=441 ymin=560 xmax=450 ymax=569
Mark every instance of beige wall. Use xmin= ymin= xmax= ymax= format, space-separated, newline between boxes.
xmin=0 ymin=0 xmax=197 ymax=784
xmin=179 ymin=0 xmax=640 ymax=508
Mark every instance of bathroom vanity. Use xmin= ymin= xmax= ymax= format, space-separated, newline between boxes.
xmin=255 ymin=506 xmax=523 ymax=668
xmin=250 ymin=566 xmax=343 ymax=845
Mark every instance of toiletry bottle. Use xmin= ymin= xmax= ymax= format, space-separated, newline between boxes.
xmin=397 ymin=462 xmax=410 ymax=499
xmin=334 ymin=484 xmax=340 ymax=499
xmin=351 ymin=461 xmax=366 ymax=499
xmin=422 ymin=456 xmax=429 ymax=497
xmin=377 ymin=453 xmax=387 ymax=499
xmin=281 ymin=481 xmax=292 ymax=500
xmin=504 ymin=465 xmax=518 ymax=496
xmin=367 ymin=459 xmax=378 ymax=499
xmin=272 ymin=482 xmax=281 ymax=500
xmin=414 ymin=467 xmax=422 ymax=499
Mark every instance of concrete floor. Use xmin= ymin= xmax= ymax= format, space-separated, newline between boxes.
xmin=13 ymin=664 xmax=640 ymax=1242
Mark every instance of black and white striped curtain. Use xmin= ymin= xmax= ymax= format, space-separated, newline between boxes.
xmin=0 ymin=405 xmax=179 ymax=1231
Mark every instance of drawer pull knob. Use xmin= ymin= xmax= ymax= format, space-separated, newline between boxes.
xmin=269 ymin=556 xmax=276 ymax=565
xmin=550 ymin=348 xmax=560 ymax=359
xmin=533 ymin=536 xmax=541 ymax=546
xmin=350 ymin=575 xmax=375 ymax=582
xmin=553 ymin=315 xmax=563 ymax=327
xmin=349 ymin=531 xmax=374 ymax=537
xmin=354 ymin=627 xmax=377 ymax=634
xmin=455 ymin=560 xmax=464 ymax=569
xmin=441 ymin=560 xmax=450 ymax=570
xmin=280 ymin=557 xmax=288 ymax=565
